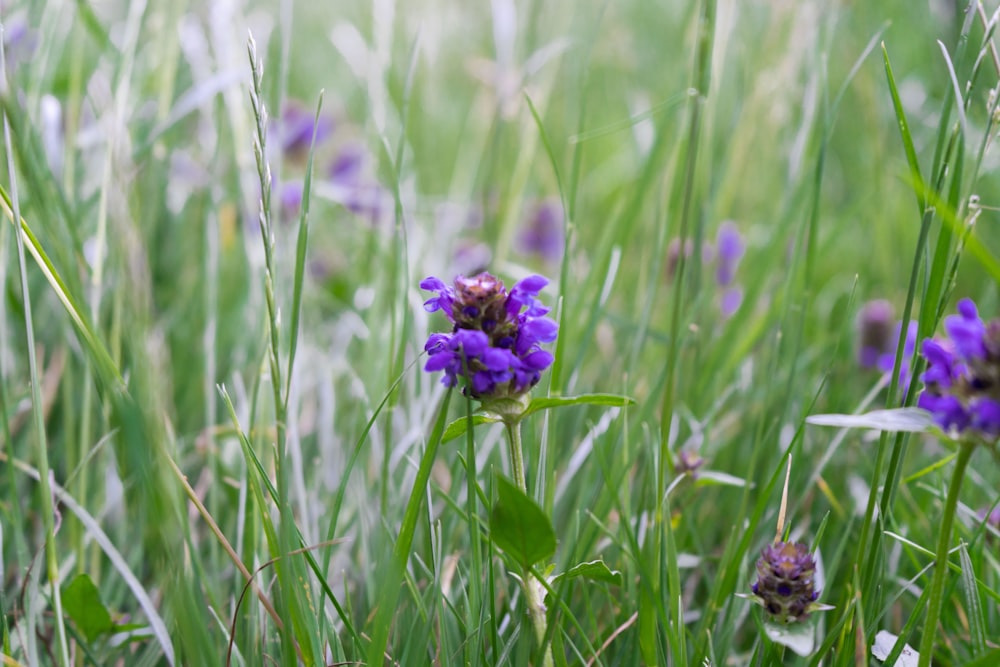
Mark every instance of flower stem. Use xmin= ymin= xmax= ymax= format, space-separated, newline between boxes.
xmin=505 ymin=419 xmax=553 ymax=667
xmin=917 ymin=441 xmax=974 ymax=667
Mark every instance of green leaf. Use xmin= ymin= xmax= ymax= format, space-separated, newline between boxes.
xmin=551 ymin=559 xmax=623 ymax=587
xmin=523 ymin=393 xmax=636 ymax=417
xmin=62 ymin=574 xmax=113 ymax=642
xmin=490 ymin=476 xmax=556 ymax=567
xmin=442 ymin=414 xmax=502 ymax=443
xmin=694 ymin=470 xmax=752 ymax=488
xmin=805 ymin=408 xmax=934 ymax=432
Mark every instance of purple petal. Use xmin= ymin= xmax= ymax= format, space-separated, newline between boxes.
xmin=944 ymin=298 xmax=987 ymax=361
xmin=521 ymin=349 xmax=554 ymax=370
xmin=522 ymin=317 xmax=559 ymax=344
xmin=452 ymin=329 xmax=489 ymax=356
xmin=917 ymin=392 xmax=970 ymax=432
xmin=971 ymin=397 xmax=1000 ymax=437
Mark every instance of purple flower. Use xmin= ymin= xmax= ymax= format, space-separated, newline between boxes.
xmin=918 ymin=299 xmax=1000 ymax=441
xmin=278 ymin=102 xmax=335 ymax=159
xmin=715 ymin=221 xmax=744 ymax=287
xmin=856 ymin=300 xmax=895 ymax=369
xmin=516 ymin=198 xmax=564 ymax=263
xmin=877 ymin=321 xmax=918 ymax=391
xmin=421 ymin=272 xmax=559 ymax=399
xmin=664 ymin=221 xmax=746 ymax=319
xmin=750 ymin=542 xmax=822 ymax=625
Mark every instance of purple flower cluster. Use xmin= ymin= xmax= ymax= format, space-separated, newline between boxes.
xmin=421 ymin=273 xmax=559 ymax=399
xmin=516 ymin=198 xmax=564 ymax=264
xmin=666 ymin=222 xmax=745 ymax=318
xmin=750 ymin=541 xmax=822 ymax=625
xmin=273 ymin=100 xmax=388 ymax=224
xmin=917 ymin=299 xmax=1000 ymax=440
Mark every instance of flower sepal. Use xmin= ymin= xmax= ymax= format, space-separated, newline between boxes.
xmin=480 ymin=393 xmax=532 ymax=425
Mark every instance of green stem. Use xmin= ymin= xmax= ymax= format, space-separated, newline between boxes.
xmin=917 ymin=441 xmax=975 ymax=667
xmin=505 ymin=419 xmax=553 ymax=667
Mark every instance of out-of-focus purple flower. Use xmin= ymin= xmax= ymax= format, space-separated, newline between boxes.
xmin=329 ymin=143 xmax=367 ymax=184
xmin=517 ymin=198 xmax=564 ymax=263
xmin=720 ymin=287 xmax=744 ymax=319
xmin=664 ymin=221 xmax=745 ymax=318
xmin=278 ymin=102 xmax=335 ymax=159
xmin=856 ymin=300 xmax=895 ymax=369
xmin=675 ymin=450 xmax=705 ymax=477
xmin=421 ymin=272 xmax=558 ymax=399
xmin=877 ymin=321 xmax=917 ymax=391
xmin=918 ymin=298 xmax=1000 ymax=441
xmin=715 ymin=221 xmax=744 ymax=287
xmin=278 ymin=179 xmax=304 ymax=213
xmin=749 ymin=541 xmax=823 ymax=625
xmin=978 ymin=504 xmax=1000 ymax=537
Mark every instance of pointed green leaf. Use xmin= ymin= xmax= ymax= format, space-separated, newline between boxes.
xmin=442 ymin=415 xmax=503 ymax=443
xmin=524 ymin=393 xmax=635 ymax=418
xmin=62 ymin=574 xmax=114 ymax=641
xmin=694 ymin=470 xmax=752 ymax=488
xmin=806 ymin=408 xmax=934 ymax=432
xmin=551 ymin=559 xmax=623 ymax=587
xmin=490 ymin=476 xmax=556 ymax=567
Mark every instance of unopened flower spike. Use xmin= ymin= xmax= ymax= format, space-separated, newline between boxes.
xmin=420 ymin=271 xmax=558 ymax=418
xmin=740 ymin=456 xmax=833 ymax=625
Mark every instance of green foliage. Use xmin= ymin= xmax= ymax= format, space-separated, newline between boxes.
xmin=490 ymin=475 xmax=557 ymax=568
xmin=1 ymin=0 xmax=999 ymax=665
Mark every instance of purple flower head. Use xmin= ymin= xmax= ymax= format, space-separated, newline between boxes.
xmin=856 ymin=300 xmax=895 ymax=369
xmin=917 ymin=299 xmax=1000 ymax=442
xmin=278 ymin=102 xmax=335 ymax=159
xmin=877 ymin=321 xmax=918 ymax=392
xmin=714 ymin=221 xmax=745 ymax=287
xmin=517 ymin=198 xmax=564 ymax=263
xmin=329 ymin=143 xmax=367 ymax=185
xmin=750 ymin=541 xmax=822 ymax=625
xmin=421 ymin=272 xmax=559 ymax=399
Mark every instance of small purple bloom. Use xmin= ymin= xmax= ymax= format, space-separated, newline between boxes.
xmin=720 ymin=287 xmax=744 ymax=319
xmin=279 ymin=102 xmax=335 ymax=158
xmin=917 ymin=299 xmax=1000 ymax=442
xmin=877 ymin=321 xmax=918 ymax=391
xmin=420 ymin=271 xmax=558 ymax=399
xmin=714 ymin=221 xmax=745 ymax=287
xmin=517 ymin=198 xmax=564 ymax=263
xmin=856 ymin=300 xmax=895 ymax=369
xmin=750 ymin=541 xmax=823 ymax=625
xmin=329 ymin=143 xmax=367 ymax=185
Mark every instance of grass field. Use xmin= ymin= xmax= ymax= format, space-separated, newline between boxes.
xmin=1 ymin=0 xmax=1000 ymax=665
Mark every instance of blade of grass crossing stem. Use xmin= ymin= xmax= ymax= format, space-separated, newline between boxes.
xmin=2 ymin=85 xmax=71 ymax=667
xmin=378 ymin=34 xmax=420 ymax=515
xmin=248 ymin=33 xmax=319 ymax=666
xmin=368 ymin=388 xmax=454 ymax=666
xmin=283 ymin=91 xmax=324 ymax=411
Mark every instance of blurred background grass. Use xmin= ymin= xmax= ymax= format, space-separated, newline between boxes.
xmin=1 ymin=0 xmax=999 ymax=664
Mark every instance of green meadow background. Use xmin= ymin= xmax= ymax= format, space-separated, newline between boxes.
xmin=1 ymin=0 xmax=998 ymax=664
